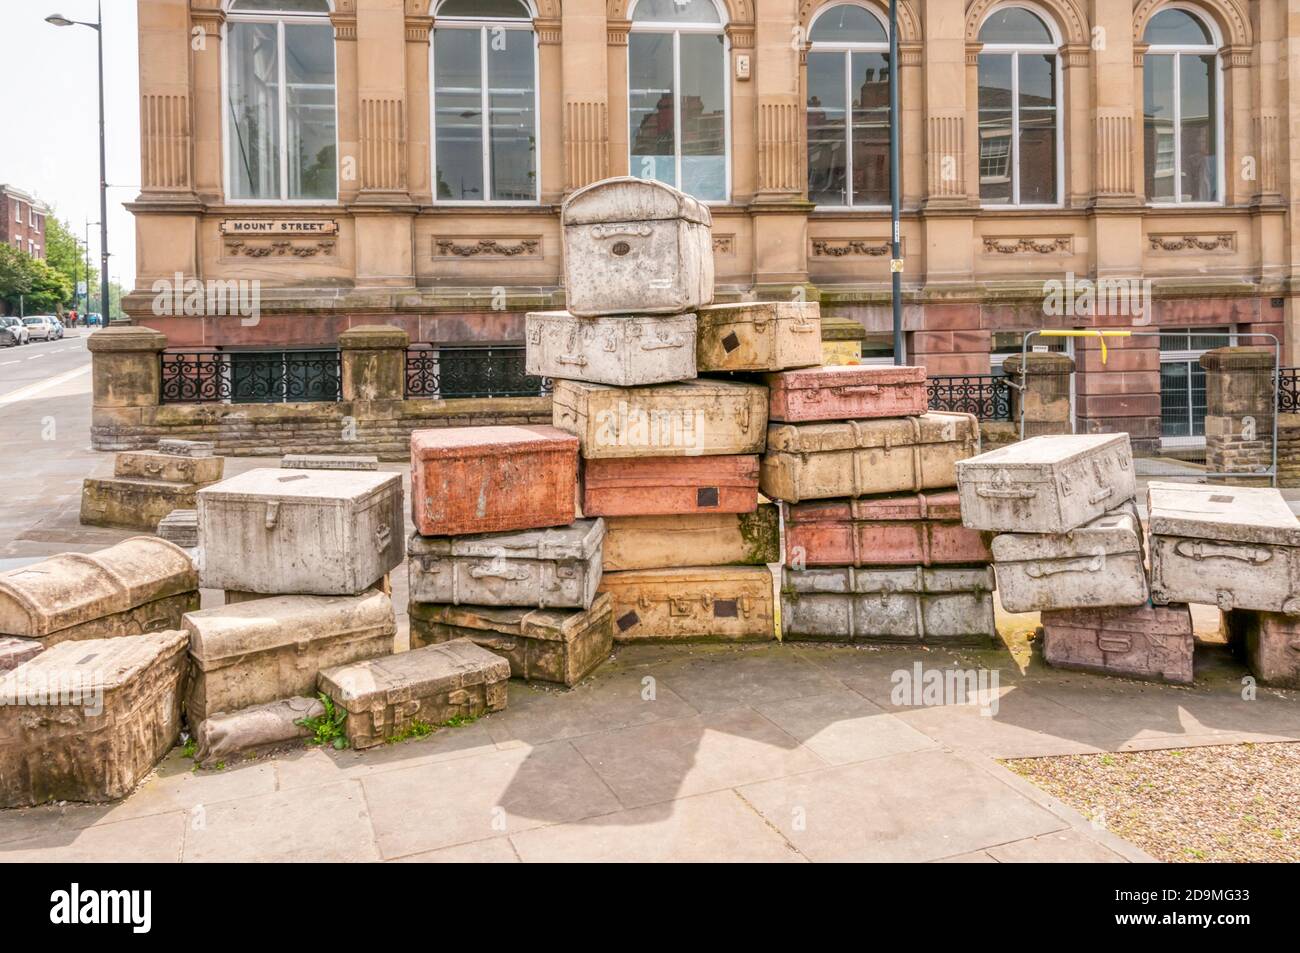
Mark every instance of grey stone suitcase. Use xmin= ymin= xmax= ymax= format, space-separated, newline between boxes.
xmin=183 ymin=589 xmax=395 ymax=726
xmin=1041 ymin=604 xmax=1194 ymax=685
xmin=281 ymin=454 xmax=379 ymax=471
xmin=990 ymin=504 xmax=1149 ymax=613
xmin=957 ymin=433 xmax=1135 ymax=534
xmin=198 ymin=468 xmax=404 ymax=595
xmin=318 ymin=639 xmax=511 ymax=749
xmin=157 ymin=509 xmax=198 ymax=549
xmin=193 ymin=696 xmax=324 ymax=767
xmin=526 ymin=311 xmax=697 ymax=387
xmin=409 ymin=592 xmax=614 ymax=687
xmin=0 ymin=536 xmax=198 ymax=646
xmin=781 ymin=566 xmax=996 ymax=644
xmin=407 ymin=519 xmax=605 ymax=610
xmin=0 ymin=631 xmax=189 ymax=806
xmin=1148 ymin=482 xmax=1300 ymax=613
xmin=561 ymin=176 xmax=714 ymax=317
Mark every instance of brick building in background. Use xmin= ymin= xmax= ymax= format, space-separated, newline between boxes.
xmin=0 ymin=185 xmax=48 ymax=259
xmin=125 ymin=0 xmax=1300 ymax=454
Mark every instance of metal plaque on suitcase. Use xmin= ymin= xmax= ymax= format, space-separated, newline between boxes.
xmin=1041 ymin=604 xmax=1194 ymax=685
xmin=783 ymin=491 xmax=991 ymax=568
xmin=526 ymin=311 xmax=697 ymax=387
xmin=1148 ymin=482 xmax=1300 ymax=613
xmin=765 ymin=364 xmax=928 ymax=422
xmin=407 ymin=519 xmax=605 ymax=610
xmin=601 ymin=508 xmax=779 ymax=571
xmin=990 ymin=504 xmax=1148 ymax=613
xmin=582 ymin=455 xmax=759 ymax=517
xmin=409 ymin=593 xmax=614 ymax=687
xmin=956 ymin=433 xmax=1136 ymax=534
xmin=781 ymin=566 xmax=996 ymax=644
xmin=695 ymin=301 xmax=822 ymax=373
xmin=761 ymin=412 xmax=980 ymax=503
xmin=598 ymin=566 xmax=775 ymax=642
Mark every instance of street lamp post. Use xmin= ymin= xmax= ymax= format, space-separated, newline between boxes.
xmin=47 ymin=3 xmax=110 ymax=324
xmin=85 ymin=219 xmax=100 ymax=320
xmin=888 ymin=0 xmax=903 ymax=365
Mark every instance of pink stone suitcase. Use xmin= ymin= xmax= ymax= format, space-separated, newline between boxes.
xmin=783 ymin=492 xmax=991 ymax=568
xmin=1040 ymin=604 xmax=1194 ymax=685
xmin=1226 ymin=610 xmax=1300 ymax=689
xmin=764 ymin=364 xmax=928 ymax=422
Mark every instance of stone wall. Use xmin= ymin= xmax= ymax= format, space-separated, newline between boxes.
xmin=1277 ymin=414 xmax=1300 ymax=488
xmin=89 ymin=325 xmax=550 ymax=459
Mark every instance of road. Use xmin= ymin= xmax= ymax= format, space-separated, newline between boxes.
xmin=0 ymin=330 xmax=91 ymax=401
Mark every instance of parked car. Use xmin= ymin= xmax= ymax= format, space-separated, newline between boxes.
xmin=85 ymin=312 xmax=102 ymax=328
xmin=23 ymin=315 xmax=63 ymax=342
xmin=0 ymin=316 xmax=29 ymax=346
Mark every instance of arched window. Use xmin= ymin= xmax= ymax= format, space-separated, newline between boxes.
xmin=432 ymin=0 xmax=538 ymax=202
xmin=628 ymin=0 xmax=729 ymax=201
xmin=1143 ymin=5 xmax=1221 ymax=204
xmin=976 ymin=4 xmax=1061 ymax=206
xmin=806 ymin=3 xmax=890 ymax=207
xmin=225 ymin=0 xmax=337 ymax=202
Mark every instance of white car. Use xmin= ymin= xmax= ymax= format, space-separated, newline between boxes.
xmin=0 ymin=316 xmax=28 ymax=346
xmin=22 ymin=315 xmax=63 ymax=342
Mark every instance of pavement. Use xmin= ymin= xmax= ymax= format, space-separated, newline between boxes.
xmin=0 ymin=337 xmax=1297 ymax=862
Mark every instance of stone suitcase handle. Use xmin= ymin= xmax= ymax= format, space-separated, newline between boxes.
xmin=469 ymin=562 xmax=530 ymax=581
xmin=640 ymin=334 xmax=686 ymax=351
xmin=1174 ymin=540 xmax=1271 ymax=564
xmin=1097 ymin=634 xmax=1132 ymax=653
xmin=976 ymin=485 xmax=1036 ymax=500
xmin=833 ymin=385 xmax=882 ymax=396
xmin=1088 ymin=487 xmax=1114 ymax=505
xmin=1024 ymin=555 xmax=1103 ymax=578
xmin=558 ymin=354 xmax=589 ymax=367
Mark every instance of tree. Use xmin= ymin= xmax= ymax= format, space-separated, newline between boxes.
xmin=0 ymin=245 xmax=72 ymax=315
xmin=44 ymin=216 xmax=81 ymax=298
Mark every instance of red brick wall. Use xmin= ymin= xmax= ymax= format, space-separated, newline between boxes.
xmin=0 ymin=191 xmax=46 ymax=259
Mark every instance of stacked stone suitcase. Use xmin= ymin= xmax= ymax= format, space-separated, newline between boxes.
xmin=406 ymin=425 xmax=612 ymax=686
xmin=81 ymin=439 xmax=225 ymax=532
xmin=956 ymin=434 xmax=1194 ymax=684
xmin=539 ymin=177 xmax=790 ymax=644
xmin=761 ymin=363 xmax=995 ymax=645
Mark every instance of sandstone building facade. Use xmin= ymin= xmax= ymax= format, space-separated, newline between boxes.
xmin=128 ymin=0 xmax=1300 ymax=450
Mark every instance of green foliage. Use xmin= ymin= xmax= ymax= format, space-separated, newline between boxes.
xmin=296 ymin=692 xmax=349 ymax=750
xmin=43 ymin=216 xmax=81 ymax=295
xmin=0 ymin=244 xmax=73 ymax=314
xmin=385 ymin=720 xmax=435 ymax=744
xmin=440 ymin=713 xmax=480 ymax=729
xmin=182 ymin=736 xmax=198 ymax=759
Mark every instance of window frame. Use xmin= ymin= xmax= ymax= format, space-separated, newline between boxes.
xmin=1142 ymin=3 xmax=1225 ymax=208
xmin=429 ymin=2 xmax=542 ymax=207
xmin=221 ymin=1 xmax=340 ymax=206
xmin=976 ymin=2 xmax=1064 ymax=210
xmin=1158 ymin=325 xmax=1235 ymax=446
xmin=626 ymin=0 xmax=733 ymax=205
xmin=805 ymin=2 xmax=891 ymax=212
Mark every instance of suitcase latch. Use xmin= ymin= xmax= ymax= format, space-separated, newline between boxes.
xmin=375 ymin=524 xmax=392 ymax=548
xmin=264 ymin=500 xmax=280 ymax=529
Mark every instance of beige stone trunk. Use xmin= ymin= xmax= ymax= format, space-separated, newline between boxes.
xmin=81 ymin=477 xmax=206 ymax=532
xmin=781 ymin=567 xmax=997 ymax=645
xmin=198 ymin=468 xmax=404 ymax=595
xmin=956 ymin=433 xmax=1136 ymax=534
xmin=0 ymin=631 xmax=189 ymax=806
xmin=409 ymin=593 xmax=614 ymax=687
xmin=1148 ymin=482 xmax=1300 ymax=613
xmin=194 ymin=696 xmax=323 ymax=767
xmin=0 ymin=537 xmax=198 ymax=646
xmin=406 ymin=520 xmax=605 ymax=610
xmin=525 ymin=311 xmax=697 ymax=387
xmin=990 ymin=505 xmax=1149 ymax=613
xmin=694 ymin=301 xmax=822 ymax=373
xmin=115 ymin=449 xmax=224 ymax=485
xmin=553 ymin=379 xmax=768 ymax=459
xmin=601 ymin=507 xmax=780 ymax=571
xmin=183 ymin=589 xmax=395 ymax=726
xmin=318 ymin=640 xmax=511 ymax=749
xmin=598 ymin=566 xmax=775 ymax=642
xmin=760 ymin=412 xmax=980 ymax=502
xmin=561 ymin=177 xmax=714 ymax=317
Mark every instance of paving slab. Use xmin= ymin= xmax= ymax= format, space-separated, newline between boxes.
xmin=390 ymin=838 xmax=522 ymax=864
xmin=509 ymin=790 xmax=806 ymax=863
xmin=986 ymin=830 xmax=1129 ymax=863
xmin=0 ymin=812 xmax=187 ymax=863
xmin=751 ymin=690 xmax=939 ymax=765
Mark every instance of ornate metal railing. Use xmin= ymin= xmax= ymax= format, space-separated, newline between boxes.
xmin=160 ymin=350 xmax=342 ymax=404
xmin=406 ymin=345 xmax=553 ymax=400
xmin=1278 ymin=368 xmax=1300 ymax=414
xmin=927 ymin=374 xmax=1012 ymax=421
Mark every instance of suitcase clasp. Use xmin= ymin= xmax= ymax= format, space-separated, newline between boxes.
xmin=528 ymin=326 xmax=541 ymax=344
xmin=375 ymin=524 xmax=392 ymax=548
xmin=737 ymin=402 xmax=751 ymax=429
xmin=264 ymin=500 xmax=280 ymax=529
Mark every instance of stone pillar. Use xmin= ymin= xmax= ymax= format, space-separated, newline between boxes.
xmin=606 ymin=21 xmax=631 ymax=178
xmin=340 ymin=325 xmax=409 ymax=401
xmin=1073 ymin=332 xmax=1161 ymax=453
xmin=1003 ymin=352 xmax=1075 ymax=437
xmin=190 ymin=4 xmax=225 ymax=204
xmin=404 ymin=10 xmax=434 ymax=205
xmin=561 ymin=0 xmax=609 ymax=194
xmin=1201 ymin=347 xmax=1276 ymax=483
xmin=88 ymin=327 xmax=167 ymax=450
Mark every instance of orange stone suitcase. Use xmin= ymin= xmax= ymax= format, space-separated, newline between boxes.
xmin=582 ymin=455 xmax=759 ymax=517
xmin=783 ymin=491 xmax=992 ymax=568
xmin=765 ymin=364 xmax=928 ymax=422
xmin=411 ymin=426 xmax=578 ymax=537
xmin=598 ymin=566 xmax=775 ymax=642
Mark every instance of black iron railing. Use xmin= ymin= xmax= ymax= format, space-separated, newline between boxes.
xmin=160 ymin=350 xmax=342 ymax=404
xmin=1279 ymin=368 xmax=1300 ymax=413
xmin=406 ymin=345 xmax=552 ymax=399
xmin=927 ymin=374 xmax=1012 ymax=421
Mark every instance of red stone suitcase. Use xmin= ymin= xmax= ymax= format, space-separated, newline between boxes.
xmin=582 ymin=455 xmax=759 ymax=517
xmin=1040 ymin=604 xmax=1194 ymax=685
xmin=765 ymin=364 xmax=928 ymax=422
xmin=411 ymin=426 xmax=578 ymax=537
xmin=784 ymin=491 xmax=991 ymax=568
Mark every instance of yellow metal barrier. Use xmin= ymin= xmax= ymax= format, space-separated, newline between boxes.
xmin=1037 ymin=329 xmax=1132 ymax=365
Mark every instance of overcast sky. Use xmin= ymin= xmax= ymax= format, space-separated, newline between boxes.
xmin=1 ymin=0 xmax=140 ymax=290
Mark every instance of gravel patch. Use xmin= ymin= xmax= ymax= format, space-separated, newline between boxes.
xmin=1004 ymin=743 xmax=1300 ymax=863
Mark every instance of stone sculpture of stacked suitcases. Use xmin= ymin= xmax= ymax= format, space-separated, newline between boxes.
xmin=407 ymin=424 xmax=612 ymax=685
xmin=763 ymin=363 xmax=995 ymax=644
xmin=81 ymin=439 xmax=225 ymax=532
